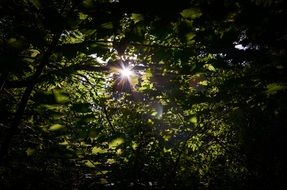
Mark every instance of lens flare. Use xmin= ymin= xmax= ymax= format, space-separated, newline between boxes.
xmin=120 ymin=67 xmax=133 ymax=78
xmin=110 ymin=63 xmax=136 ymax=92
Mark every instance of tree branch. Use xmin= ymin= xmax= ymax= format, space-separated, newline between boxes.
xmin=102 ymin=105 xmax=116 ymax=133
xmin=4 ymin=63 xmax=148 ymax=89
xmin=0 ymin=32 xmax=61 ymax=163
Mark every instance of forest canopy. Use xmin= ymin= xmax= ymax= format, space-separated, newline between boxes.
xmin=0 ymin=0 xmax=287 ymax=189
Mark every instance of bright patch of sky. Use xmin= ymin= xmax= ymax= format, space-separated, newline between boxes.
xmin=89 ymin=54 xmax=109 ymax=64
xmin=234 ymin=44 xmax=248 ymax=50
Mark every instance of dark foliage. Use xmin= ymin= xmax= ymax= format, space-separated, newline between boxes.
xmin=0 ymin=0 xmax=286 ymax=189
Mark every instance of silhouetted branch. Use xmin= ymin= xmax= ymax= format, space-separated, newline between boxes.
xmin=0 ymin=32 xmax=61 ymax=163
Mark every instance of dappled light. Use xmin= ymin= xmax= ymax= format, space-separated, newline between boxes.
xmin=0 ymin=0 xmax=286 ymax=189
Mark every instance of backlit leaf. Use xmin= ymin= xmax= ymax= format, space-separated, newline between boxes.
xmin=180 ymin=8 xmax=202 ymax=19
xmin=109 ymin=138 xmax=124 ymax=149
xmin=26 ymin=148 xmax=35 ymax=156
xmin=131 ymin=13 xmax=143 ymax=24
xmin=266 ymin=83 xmax=287 ymax=96
xmin=49 ymin=124 xmax=64 ymax=131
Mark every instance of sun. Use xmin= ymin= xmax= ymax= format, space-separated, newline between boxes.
xmin=109 ymin=62 xmax=136 ymax=92
xmin=119 ymin=66 xmax=133 ymax=78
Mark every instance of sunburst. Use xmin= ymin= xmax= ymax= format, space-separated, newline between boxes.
xmin=111 ymin=63 xmax=135 ymax=92
xmin=119 ymin=66 xmax=133 ymax=78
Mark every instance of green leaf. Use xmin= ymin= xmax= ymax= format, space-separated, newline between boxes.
xmin=131 ymin=13 xmax=143 ymax=24
xmin=130 ymin=75 xmax=139 ymax=86
xmin=84 ymin=160 xmax=95 ymax=168
xmin=92 ymin=147 xmax=107 ymax=154
xmin=7 ymin=38 xmax=24 ymax=49
xmin=82 ymin=0 xmax=93 ymax=8
xmin=180 ymin=8 xmax=202 ymax=19
xmin=186 ymin=32 xmax=196 ymax=41
xmin=29 ymin=49 xmax=40 ymax=57
xmin=199 ymin=80 xmax=208 ymax=86
xmin=132 ymin=141 xmax=138 ymax=150
xmin=106 ymin=159 xmax=116 ymax=164
xmin=96 ymin=170 xmax=109 ymax=175
xmin=151 ymin=111 xmax=158 ymax=116
xmin=266 ymin=83 xmax=287 ymax=96
xmin=109 ymin=138 xmax=124 ymax=149
xmin=101 ymin=22 xmax=113 ymax=29
xmin=49 ymin=124 xmax=64 ymax=131
xmin=189 ymin=116 xmax=197 ymax=124
xmin=79 ymin=12 xmax=88 ymax=20
xmin=26 ymin=148 xmax=35 ymax=156
xmin=204 ymin=64 xmax=216 ymax=71
xmin=54 ymin=90 xmax=69 ymax=104
xmin=28 ymin=0 xmax=41 ymax=9
xmin=147 ymin=119 xmax=154 ymax=125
